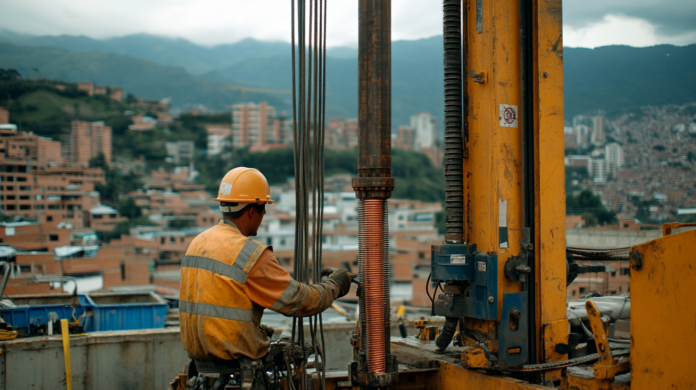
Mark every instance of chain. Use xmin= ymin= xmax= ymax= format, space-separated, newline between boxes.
xmin=566 ymin=246 xmax=630 ymax=261
xmin=492 ymin=349 xmax=630 ymax=372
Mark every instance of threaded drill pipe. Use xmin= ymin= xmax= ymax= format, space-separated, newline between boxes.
xmin=443 ymin=0 xmax=464 ymax=242
xmin=364 ymin=199 xmax=386 ymax=373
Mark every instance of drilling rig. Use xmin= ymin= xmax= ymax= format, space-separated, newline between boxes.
xmin=337 ymin=0 xmax=696 ymax=389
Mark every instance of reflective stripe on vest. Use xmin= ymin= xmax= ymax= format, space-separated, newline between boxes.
xmin=181 ymin=239 xmax=261 ymax=285
xmin=180 ymin=301 xmax=253 ymax=322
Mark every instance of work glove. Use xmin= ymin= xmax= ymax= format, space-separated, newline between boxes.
xmin=259 ymin=323 xmax=275 ymax=338
xmin=328 ymin=268 xmax=354 ymax=298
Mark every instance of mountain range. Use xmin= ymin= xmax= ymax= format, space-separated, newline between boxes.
xmin=1 ymin=29 xmax=695 ymax=130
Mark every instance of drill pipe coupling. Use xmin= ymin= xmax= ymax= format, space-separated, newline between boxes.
xmin=352 ymin=177 xmax=395 ymax=199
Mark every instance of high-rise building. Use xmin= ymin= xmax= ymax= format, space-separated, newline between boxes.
xmin=605 ymin=142 xmax=624 ymax=177
xmin=69 ymin=121 xmax=112 ymax=167
xmin=344 ymin=119 xmax=359 ymax=148
xmin=325 ymin=118 xmax=344 ymax=149
xmin=572 ymin=115 xmax=585 ymax=128
xmin=564 ymin=127 xmax=576 ymax=149
xmin=590 ymin=158 xmax=607 ymax=182
xmin=272 ymin=119 xmax=293 ymax=145
xmin=165 ymin=141 xmax=195 ymax=164
xmin=591 ymin=116 xmax=605 ymax=143
xmin=393 ymin=126 xmax=416 ymax=150
xmin=1 ymin=118 xmax=104 ymax=228
xmin=231 ymin=102 xmax=277 ymax=147
xmin=410 ymin=113 xmax=437 ymax=150
xmin=575 ymin=125 xmax=589 ymax=147
xmin=206 ymin=124 xmax=232 ymax=156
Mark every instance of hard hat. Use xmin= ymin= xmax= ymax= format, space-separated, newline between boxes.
xmin=213 ymin=167 xmax=276 ymax=207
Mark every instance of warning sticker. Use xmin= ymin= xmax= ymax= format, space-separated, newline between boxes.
xmin=450 ymin=255 xmax=467 ymax=264
xmin=500 ymin=104 xmax=519 ymax=128
xmin=478 ymin=261 xmax=487 ymax=272
xmin=220 ymin=183 xmax=233 ymax=195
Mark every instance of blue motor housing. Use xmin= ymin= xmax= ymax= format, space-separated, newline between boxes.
xmin=431 ymin=243 xmax=498 ymax=321
xmin=430 ymin=243 xmax=476 ymax=283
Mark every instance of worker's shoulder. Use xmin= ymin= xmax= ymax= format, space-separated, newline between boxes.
xmin=187 ymin=224 xmax=235 ymax=248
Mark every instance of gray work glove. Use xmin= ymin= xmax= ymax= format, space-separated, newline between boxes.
xmin=328 ymin=268 xmax=354 ymax=298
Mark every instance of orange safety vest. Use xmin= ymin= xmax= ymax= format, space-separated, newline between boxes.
xmin=180 ymin=220 xmax=340 ymax=361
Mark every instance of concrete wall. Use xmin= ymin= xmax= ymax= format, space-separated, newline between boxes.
xmin=566 ymin=227 xmax=696 ymax=248
xmin=0 ymin=328 xmax=189 ymax=390
xmin=566 ymin=228 xmax=662 ymax=248
xmin=0 ymin=318 xmax=445 ymax=389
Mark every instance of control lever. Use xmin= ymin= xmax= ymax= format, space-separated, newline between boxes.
xmin=320 ymin=267 xmax=361 ymax=286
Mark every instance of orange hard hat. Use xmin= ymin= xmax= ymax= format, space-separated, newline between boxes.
xmin=213 ymin=167 xmax=276 ymax=204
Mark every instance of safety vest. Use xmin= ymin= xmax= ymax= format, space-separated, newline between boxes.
xmin=179 ymin=220 xmax=271 ymax=361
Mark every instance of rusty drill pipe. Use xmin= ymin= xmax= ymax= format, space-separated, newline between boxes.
xmin=353 ymin=0 xmax=394 ymax=379
xmin=443 ymin=0 xmax=465 ymax=243
xmin=353 ymin=0 xmax=394 ymax=200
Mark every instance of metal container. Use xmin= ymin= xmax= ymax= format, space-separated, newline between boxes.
xmin=86 ymin=291 xmax=167 ymax=331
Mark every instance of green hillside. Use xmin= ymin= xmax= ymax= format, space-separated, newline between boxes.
xmin=213 ymin=36 xmax=444 ymax=130
xmin=0 ymin=77 xmax=231 ymax=170
xmin=1 ymin=31 xmax=695 ymax=129
xmin=0 ymin=30 xmax=290 ymax=75
xmin=564 ymin=44 xmax=696 ymax=117
xmin=1 ymin=79 xmax=129 ymax=139
xmin=0 ymin=43 xmax=286 ymax=111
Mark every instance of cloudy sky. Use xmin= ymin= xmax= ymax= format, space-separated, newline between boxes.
xmin=1 ymin=0 xmax=695 ymax=48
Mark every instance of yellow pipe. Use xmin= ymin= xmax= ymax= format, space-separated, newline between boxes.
xmin=60 ymin=319 xmax=73 ymax=390
xmin=331 ymin=303 xmax=348 ymax=317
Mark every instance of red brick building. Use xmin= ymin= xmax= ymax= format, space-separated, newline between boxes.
xmin=70 ymin=121 xmax=112 ymax=167
xmin=1 ymin=122 xmax=105 ymax=228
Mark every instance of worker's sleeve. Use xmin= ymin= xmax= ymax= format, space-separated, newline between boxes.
xmin=245 ymin=249 xmax=341 ymax=317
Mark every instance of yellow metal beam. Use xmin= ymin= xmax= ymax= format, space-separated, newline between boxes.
xmin=532 ymin=0 xmax=568 ymax=372
xmin=630 ymin=229 xmax=696 ymax=389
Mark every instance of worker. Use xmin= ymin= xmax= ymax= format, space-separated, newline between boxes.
xmin=179 ymin=167 xmax=354 ymax=388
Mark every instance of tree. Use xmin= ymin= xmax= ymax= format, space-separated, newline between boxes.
xmin=581 ymin=212 xmax=598 ymax=227
xmin=567 ymin=189 xmax=617 ymax=225
xmin=0 ymin=69 xmax=21 ymax=81
xmin=90 ymin=153 xmax=142 ymax=208
xmin=118 ymin=198 xmax=142 ymax=220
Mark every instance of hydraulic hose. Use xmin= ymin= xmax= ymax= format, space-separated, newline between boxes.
xmin=436 ymin=316 xmax=459 ymax=351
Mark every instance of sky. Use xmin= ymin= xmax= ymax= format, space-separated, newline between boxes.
xmin=0 ymin=0 xmax=695 ymax=48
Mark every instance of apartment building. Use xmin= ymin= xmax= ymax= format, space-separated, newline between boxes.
xmin=1 ymin=123 xmax=105 ymax=228
xmin=0 ymin=221 xmax=71 ymax=251
xmin=129 ymin=189 xmax=217 ymax=228
xmin=206 ymin=124 xmax=232 ymax=156
xmin=272 ymin=119 xmax=293 ymax=145
xmin=70 ymin=121 xmax=112 ymax=167
xmin=411 ymin=113 xmax=437 ymax=150
xmin=605 ymin=142 xmax=624 ymax=177
xmin=128 ymin=114 xmax=157 ymax=131
xmin=76 ymin=83 xmax=123 ymax=102
xmin=0 ymin=107 xmax=8 ymax=124
xmin=591 ymin=116 xmax=605 ymax=143
xmin=165 ymin=141 xmax=194 ymax=164
xmin=567 ymin=260 xmax=630 ymax=299
xmin=393 ymin=126 xmax=415 ymax=151
xmin=88 ymin=204 xmax=128 ymax=232
xmin=231 ymin=102 xmax=277 ymax=147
